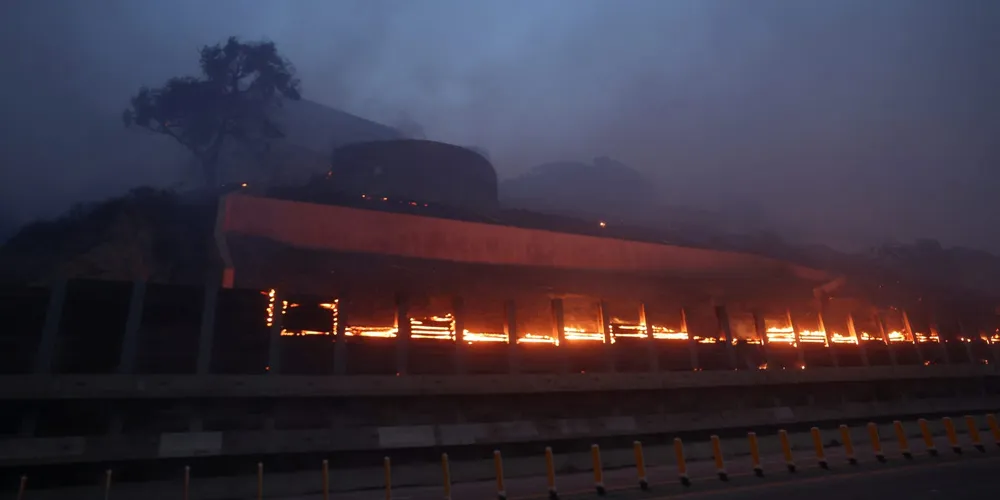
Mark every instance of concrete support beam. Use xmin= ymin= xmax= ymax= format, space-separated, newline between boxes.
xmin=597 ymin=300 xmax=615 ymax=372
xmin=847 ymin=313 xmax=869 ymax=366
xmin=267 ymin=289 xmax=285 ymax=374
xmin=117 ymin=280 xmax=146 ymax=374
xmin=550 ymin=298 xmax=568 ymax=373
xmin=638 ymin=302 xmax=659 ymax=372
xmin=874 ymin=310 xmax=898 ymax=366
xmin=196 ymin=281 xmax=220 ymax=375
xmin=452 ymin=296 xmax=466 ymax=374
xmin=395 ymin=294 xmax=411 ymax=375
xmin=34 ymin=280 xmax=67 ymax=374
xmin=902 ymin=310 xmax=925 ymax=364
xmin=682 ymin=307 xmax=699 ymax=370
xmin=504 ymin=300 xmax=519 ymax=374
xmin=334 ymin=296 xmax=348 ymax=375
xmin=815 ymin=300 xmax=839 ymax=368
xmin=714 ymin=305 xmax=738 ymax=370
xmin=787 ymin=308 xmax=805 ymax=368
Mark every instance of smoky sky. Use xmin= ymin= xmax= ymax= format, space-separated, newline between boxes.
xmin=1 ymin=0 xmax=998 ymax=253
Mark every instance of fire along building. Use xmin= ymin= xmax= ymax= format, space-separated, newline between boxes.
xmin=1 ymin=116 xmax=998 ymax=497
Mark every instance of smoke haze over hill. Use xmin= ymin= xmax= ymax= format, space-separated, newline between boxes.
xmin=1 ymin=0 xmax=999 ymax=253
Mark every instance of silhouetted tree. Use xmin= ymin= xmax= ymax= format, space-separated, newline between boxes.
xmin=123 ymin=37 xmax=301 ymax=186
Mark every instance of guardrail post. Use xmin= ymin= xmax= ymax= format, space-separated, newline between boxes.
xmin=633 ymin=441 xmax=649 ymax=490
xmin=183 ymin=466 xmax=190 ymax=500
xmin=104 ymin=469 xmax=112 ymax=500
xmin=748 ymin=432 xmax=764 ymax=476
xmin=544 ymin=446 xmax=558 ymax=500
xmin=441 ymin=453 xmax=452 ymax=500
xmin=257 ymin=462 xmax=263 ymax=500
xmin=384 ymin=457 xmax=392 ymax=500
xmin=894 ymin=421 xmax=913 ymax=459
xmin=711 ymin=435 xmax=729 ymax=481
xmin=493 ymin=450 xmax=506 ymax=500
xmin=591 ymin=444 xmax=606 ymax=495
xmin=987 ymin=414 xmax=1000 ymax=449
xmin=322 ymin=460 xmax=329 ymax=500
xmin=811 ymin=427 xmax=829 ymax=469
xmin=17 ymin=475 xmax=26 ymax=500
xmin=867 ymin=422 xmax=886 ymax=463
xmin=918 ymin=418 xmax=938 ymax=456
xmin=839 ymin=424 xmax=858 ymax=465
xmin=943 ymin=417 xmax=962 ymax=454
xmin=779 ymin=429 xmax=796 ymax=473
xmin=674 ymin=438 xmax=691 ymax=486
xmin=965 ymin=415 xmax=986 ymax=453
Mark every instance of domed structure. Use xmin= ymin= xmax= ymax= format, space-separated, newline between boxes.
xmin=328 ymin=140 xmax=499 ymax=212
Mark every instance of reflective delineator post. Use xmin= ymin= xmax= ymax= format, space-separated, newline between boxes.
xmin=183 ymin=466 xmax=190 ymax=500
xmin=778 ymin=429 xmax=796 ymax=473
xmin=494 ymin=450 xmax=506 ymax=500
xmin=544 ymin=447 xmax=558 ymax=500
xmin=322 ymin=460 xmax=329 ymax=500
xmin=810 ymin=427 xmax=829 ymax=469
xmin=711 ymin=435 xmax=729 ymax=481
xmin=590 ymin=444 xmax=606 ymax=496
xmin=867 ymin=422 xmax=886 ymax=463
xmin=965 ymin=415 xmax=986 ymax=453
xmin=943 ymin=417 xmax=962 ymax=454
xmin=748 ymin=432 xmax=764 ymax=477
xmin=104 ymin=469 xmax=112 ymax=500
xmin=17 ymin=475 xmax=26 ymax=500
xmin=839 ymin=425 xmax=858 ymax=465
xmin=918 ymin=418 xmax=938 ymax=456
xmin=893 ymin=421 xmax=913 ymax=460
xmin=384 ymin=457 xmax=392 ymax=500
xmin=257 ymin=462 xmax=264 ymax=500
xmin=987 ymin=414 xmax=1000 ymax=449
xmin=674 ymin=438 xmax=691 ymax=487
xmin=633 ymin=441 xmax=649 ymax=491
xmin=441 ymin=453 xmax=452 ymax=500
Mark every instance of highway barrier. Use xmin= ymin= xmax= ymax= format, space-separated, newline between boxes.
xmin=944 ymin=417 xmax=962 ymax=454
xmin=919 ymin=418 xmax=938 ymax=456
xmin=965 ymin=415 xmax=986 ymax=453
xmin=590 ymin=444 xmax=606 ymax=496
xmin=779 ymin=429 xmax=796 ymax=473
xmin=894 ymin=420 xmax=913 ymax=459
xmin=493 ymin=450 xmax=506 ymax=500
xmin=544 ymin=446 xmax=558 ymax=500
xmin=840 ymin=424 xmax=858 ymax=465
xmin=711 ymin=435 xmax=728 ymax=481
xmin=674 ymin=437 xmax=691 ymax=487
xmin=633 ymin=441 xmax=649 ymax=491
xmin=811 ymin=427 xmax=828 ymax=469
xmin=748 ymin=432 xmax=764 ymax=477
xmin=868 ymin=422 xmax=886 ymax=463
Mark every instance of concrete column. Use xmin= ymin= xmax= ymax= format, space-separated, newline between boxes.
xmin=597 ymin=300 xmax=615 ymax=372
xmin=815 ymin=299 xmax=839 ymax=368
xmin=714 ymin=305 xmax=738 ymax=369
xmin=901 ymin=310 xmax=925 ymax=364
xmin=752 ymin=311 xmax=774 ymax=369
xmin=395 ymin=293 xmax=411 ymax=375
xmin=117 ymin=280 xmax=147 ymax=374
xmin=504 ymin=300 xmax=519 ymax=374
xmin=958 ymin=320 xmax=977 ymax=365
xmin=452 ymin=295 xmax=466 ymax=374
xmin=638 ymin=302 xmax=659 ymax=372
xmin=682 ymin=307 xmax=699 ymax=370
xmin=550 ymin=298 xmax=568 ymax=373
xmin=195 ymin=281 xmax=220 ymax=375
xmin=267 ymin=289 xmax=285 ymax=374
xmin=334 ymin=296 xmax=348 ymax=375
xmin=874 ymin=310 xmax=897 ymax=366
xmin=930 ymin=321 xmax=951 ymax=364
xmin=786 ymin=308 xmax=805 ymax=367
xmin=34 ymin=280 xmax=67 ymax=374
xmin=846 ymin=313 xmax=869 ymax=366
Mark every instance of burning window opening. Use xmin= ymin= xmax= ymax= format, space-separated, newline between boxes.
xmin=913 ymin=331 xmax=941 ymax=343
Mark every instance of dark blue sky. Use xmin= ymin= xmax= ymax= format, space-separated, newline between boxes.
xmin=1 ymin=0 xmax=998 ymax=252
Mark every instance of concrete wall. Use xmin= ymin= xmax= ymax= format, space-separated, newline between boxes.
xmin=220 ymin=194 xmax=829 ymax=281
